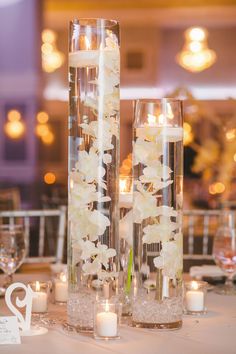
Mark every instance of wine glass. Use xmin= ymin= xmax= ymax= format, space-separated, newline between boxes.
xmin=213 ymin=211 xmax=236 ymax=295
xmin=0 ymin=224 xmax=26 ymax=294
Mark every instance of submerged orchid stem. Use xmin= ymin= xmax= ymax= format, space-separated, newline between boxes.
xmin=125 ymin=248 xmax=133 ymax=295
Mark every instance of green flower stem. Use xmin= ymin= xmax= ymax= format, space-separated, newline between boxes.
xmin=125 ymin=247 xmax=133 ymax=295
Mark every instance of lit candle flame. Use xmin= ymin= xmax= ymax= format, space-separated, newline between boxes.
xmin=105 ymin=299 xmax=109 ymax=312
xmin=60 ymin=273 xmax=67 ymax=282
xmin=147 ymin=113 xmax=157 ymax=126
xmin=167 ymin=103 xmax=174 ymax=119
xmin=119 ymin=178 xmax=127 ymax=193
xmin=84 ymin=36 xmax=91 ymax=50
xmin=35 ymin=281 xmax=40 ymax=292
xmin=158 ymin=113 xmax=165 ymax=125
xmin=191 ymin=281 xmax=199 ymax=290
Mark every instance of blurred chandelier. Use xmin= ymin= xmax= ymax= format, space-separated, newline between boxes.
xmin=41 ymin=29 xmax=64 ymax=73
xmin=176 ymin=27 xmax=217 ymax=73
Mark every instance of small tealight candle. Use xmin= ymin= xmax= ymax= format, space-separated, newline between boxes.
xmin=184 ymin=281 xmax=207 ymax=315
xmin=94 ymin=299 xmax=120 ymax=340
xmin=55 ymin=273 xmax=68 ymax=303
xmin=30 ymin=281 xmax=49 ymax=314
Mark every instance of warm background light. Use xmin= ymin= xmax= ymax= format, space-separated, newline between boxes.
xmin=209 ymin=182 xmax=225 ymax=195
xmin=41 ymin=28 xmax=64 ymax=73
xmin=35 ymin=111 xmax=55 ymax=145
xmin=4 ymin=109 xmax=25 ymax=139
xmin=37 ymin=111 xmax=49 ymax=124
xmin=44 ymin=172 xmax=56 ymax=184
xmin=183 ymin=122 xmax=194 ymax=146
xmin=225 ymin=129 xmax=236 ymax=141
xmin=41 ymin=131 xmax=55 ymax=145
xmin=8 ymin=109 xmax=21 ymax=122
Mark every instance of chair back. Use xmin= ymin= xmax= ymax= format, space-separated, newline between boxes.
xmin=183 ymin=209 xmax=236 ymax=261
xmin=0 ymin=206 xmax=67 ymax=264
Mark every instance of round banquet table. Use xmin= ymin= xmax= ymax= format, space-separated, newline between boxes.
xmin=1 ymin=271 xmax=236 ymax=354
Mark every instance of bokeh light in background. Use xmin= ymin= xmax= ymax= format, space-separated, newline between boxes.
xmin=37 ymin=111 xmax=49 ymax=124
xmin=209 ymin=182 xmax=226 ymax=195
xmin=4 ymin=109 xmax=25 ymax=139
xmin=35 ymin=111 xmax=55 ymax=145
xmin=41 ymin=28 xmax=64 ymax=73
xmin=44 ymin=172 xmax=56 ymax=184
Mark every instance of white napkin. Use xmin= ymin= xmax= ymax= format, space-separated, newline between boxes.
xmin=190 ymin=265 xmax=225 ymax=279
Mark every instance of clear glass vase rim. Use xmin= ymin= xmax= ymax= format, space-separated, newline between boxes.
xmin=70 ymin=18 xmax=119 ymax=28
xmin=134 ymin=98 xmax=183 ymax=104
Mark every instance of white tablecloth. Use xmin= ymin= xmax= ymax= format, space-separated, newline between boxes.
xmin=1 ymin=273 xmax=236 ymax=354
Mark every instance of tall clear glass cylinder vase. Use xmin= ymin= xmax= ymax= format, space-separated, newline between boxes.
xmin=132 ymin=99 xmax=183 ymax=329
xmin=68 ymin=19 xmax=120 ymax=332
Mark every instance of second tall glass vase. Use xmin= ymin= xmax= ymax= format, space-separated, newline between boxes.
xmin=132 ymin=99 xmax=183 ymax=329
xmin=68 ymin=19 xmax=120 ymax=332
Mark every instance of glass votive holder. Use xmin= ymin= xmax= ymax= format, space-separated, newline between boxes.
xmin=54 ymin=272 xmax=68 ymax=304
xmin=94 ymin=299 xmax=121 ymax=340
xmin=28 ymin=281 xmax=51 ymax=314
xmin=184 ymin=280 xmax=208 ymax=315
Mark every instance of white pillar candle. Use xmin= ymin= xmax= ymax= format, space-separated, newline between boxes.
xmin=55 ymin=281 xmax=68 ymax=303
xmin=186 ymin=290 xmax=204 ymax=312
xmin=54 ymin=273 xmax=68 ymax=303
xmin=32 ymin=291 xmax=48 ymax=313
xmin=96 ymin=311 xmax=118 ymax=337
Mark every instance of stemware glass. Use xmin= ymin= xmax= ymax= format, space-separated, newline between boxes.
xmin=213 ymin=211 xmax=236 ymax=295
xmin=0 ymin=224 xmax=26 ymax=294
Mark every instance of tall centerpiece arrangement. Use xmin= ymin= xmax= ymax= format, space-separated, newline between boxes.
xmin=68 ymin=19 xmax=120 ymax=332
xmin=132 ymin=99 xmax=183 ymax=329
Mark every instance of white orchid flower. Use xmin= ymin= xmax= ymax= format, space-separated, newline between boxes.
xmin=75 ymin=148 xmax=106 ymax=183
xmin=143 ymin=218 xmax=179 ymax=244
xmin=69 ymin=177 xmax=98 ymax=207
xmin=69 ymin=208 xmax=110 ymax=241
xmin=97 ymin=269 xmax=119 ymax=281
xmin=156 ymin=206 xmax=178 ymax=218
xmin=133 ymin=190 xmax=159 ymax=223
xmin=82 ymin=258 xmax=101 ymax=275
xmin=153 ymin=240 xmax=182 ymax=279
xmin=143 ymin=224 xmax=169 ymax=244
xmin=74 ymin=240 xmax=98 ymax=260
xmin=133 ymin=138 xmax=163 ymax=166
xmin=98 ymin=68 xmax=119 ymax=95
xmin=87 ymin=210 xmax=111 ymax=241
xmin=103 ymin=91 xmax=120 ymax=117
xmin=96 ymin=242 xmax=116 ymax=269
xmin=80 ymin=120 xmax=115 ymax=152
xmin=136 ymin=126 xmax=162 ymax=141
xmin=119 ymin=210 xmax=133 ymax=247
xmin=141 ymin=162 xmax=172 ymax=181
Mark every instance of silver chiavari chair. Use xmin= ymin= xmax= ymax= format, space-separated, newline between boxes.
xmin=0 ymin=206 xmax=67 ymax=264
xmin=145 ymin=210 xmax=236 ymax=269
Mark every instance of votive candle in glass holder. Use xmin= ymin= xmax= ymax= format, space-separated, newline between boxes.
xmin=94 ymin=299 xmax=121 ymax=340
xmin=54 ymin=272 xmax=68 ymax=304
xmin=29 ymin=281 xmax=50 ymax=314
xmin=184 ymin=281 xmax=207 ymax=315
